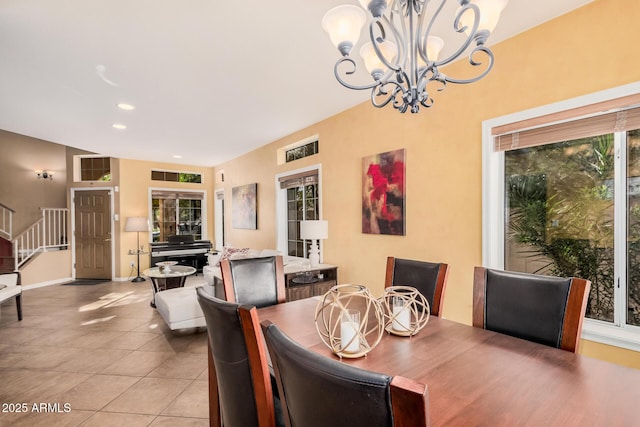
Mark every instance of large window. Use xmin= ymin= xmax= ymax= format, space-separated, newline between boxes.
xmin=278 ymin=170 xmax=320 ymax=258
xmin=151 ymin=191 xmax=203 ymax=242
xmin=504 ymin=134 xmax=616 ymax=323
xmin=484 ymin=85 xmax=640 ymax=350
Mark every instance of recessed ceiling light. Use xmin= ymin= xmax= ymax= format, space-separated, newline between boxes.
xmin=117 ymin=103 xmax=135 ymax=111
xmin=112 ymin=123 xmax=127 ymax=130
xmin=172 ymin=155 xmax=183 ymax=159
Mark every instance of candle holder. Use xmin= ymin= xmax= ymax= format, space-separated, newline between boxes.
xmin=314 ymin=284 xmax=385 ymax=359
xmin=380 ymin=286 xmax=430 ymax=337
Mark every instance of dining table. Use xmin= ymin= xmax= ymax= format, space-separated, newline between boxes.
xmin=257 ymin=297 xmax=640 ymax=427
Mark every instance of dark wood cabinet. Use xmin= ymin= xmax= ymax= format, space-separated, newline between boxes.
xmin=285 ymin=265 xmax=337 ymax=302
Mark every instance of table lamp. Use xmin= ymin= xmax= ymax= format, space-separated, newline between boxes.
xmin=300 ymin=220 xmax=328 ymax=268
xmin=125 ymin=216 xmax=149 ymax=282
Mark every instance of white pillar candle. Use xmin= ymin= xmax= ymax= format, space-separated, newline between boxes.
xmin=392 ymin=297 xmax=411 ymax=333
xmin=341 ymin=309 xmax=360 ymax=353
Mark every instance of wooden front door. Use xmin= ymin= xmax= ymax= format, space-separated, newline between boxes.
xmin=74 ymin=190 xmax=111 ymax=279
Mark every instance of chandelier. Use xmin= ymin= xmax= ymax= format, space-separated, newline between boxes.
xmin=322 ymin=0 xmax=508 ymax=113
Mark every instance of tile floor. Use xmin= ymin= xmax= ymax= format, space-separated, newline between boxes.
xmin=0 ymin=277 xmax=210 ymax=426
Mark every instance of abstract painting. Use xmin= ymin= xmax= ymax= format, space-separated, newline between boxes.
xmin=232 ymin=183 xmax=257 ymax=229
xmin=362 ymin=149 xmax=406 ymax=235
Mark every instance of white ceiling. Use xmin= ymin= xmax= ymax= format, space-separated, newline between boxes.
xmin=0 ymin=0 xmax=593 ymax=167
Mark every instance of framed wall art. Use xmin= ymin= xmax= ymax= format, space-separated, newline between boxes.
xmin=362 ymin=149 xmax=406 ymax=235
xmin=232 ymin=183 xmax=257 ymax=230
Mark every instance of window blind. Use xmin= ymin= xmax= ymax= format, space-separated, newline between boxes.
xmin=279 ymin=170 xmax=318 ymax=189
xmin=151 ymin=190 xmax=204 ymax=200
xmin=492 ymin=94 xmax=640 ymax=152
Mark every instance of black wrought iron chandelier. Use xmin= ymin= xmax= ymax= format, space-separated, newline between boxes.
xmin=322 ymin=0 xmax=508 ymax=113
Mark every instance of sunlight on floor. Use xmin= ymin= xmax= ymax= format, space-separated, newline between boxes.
xmin=78 ymin=291 xmax=149 ymax=312
xmin=81 ymin=315 xmax=116 ymax=325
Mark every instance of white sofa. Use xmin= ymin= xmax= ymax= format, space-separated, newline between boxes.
xmin=0 ymin=272 xmax=22 ymax=321
xmin=154 ymin=281 xmax=208 ymax=330
xmin=156 ymin=248 xmax=308 ymax=330
xmin=203 ymin=248 xmax=310 ymax=287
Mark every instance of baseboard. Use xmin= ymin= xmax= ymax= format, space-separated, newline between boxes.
xmin=22 ymin=277 xmax=73 ymax=290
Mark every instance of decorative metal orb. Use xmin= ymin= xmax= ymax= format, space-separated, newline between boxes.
xmin=380 ymin=286 xmax=430 ymax=337
xmin=315 ymin=284 xmax=385 ymax=358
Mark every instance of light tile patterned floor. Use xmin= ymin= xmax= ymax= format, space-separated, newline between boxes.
xmin=0 ymin=278 xmax=209 ymax=426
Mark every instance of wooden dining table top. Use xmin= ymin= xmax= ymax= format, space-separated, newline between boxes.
xmin=258 ymin=297 xmax=640 ymax=427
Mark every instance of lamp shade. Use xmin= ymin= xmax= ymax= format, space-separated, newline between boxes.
xmin=425 ymin=36 xmax=444 ymax=62
xmin=459 ymin=0 xmax=508 ymax=34
xmin=359 ymin=40 xmax=397 ymax=75
xmin=322 ymin=5 xmax=366 ymax=49
xmin=125 ymin=217 xmax=149 ymax=232
xmin=300 ymin=220 xmax=328 ymax=240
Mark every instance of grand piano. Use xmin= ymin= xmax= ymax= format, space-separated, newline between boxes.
xmin=149 ymin=235 xmax=213 ymax=273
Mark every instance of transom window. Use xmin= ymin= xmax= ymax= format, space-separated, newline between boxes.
xmin=151 ymin=170 xmax=202 ymax=183
xmin=286 ymin=140 xmax=318 ymax=163
xmin=79 ymin=156 xmax=111 ymax=181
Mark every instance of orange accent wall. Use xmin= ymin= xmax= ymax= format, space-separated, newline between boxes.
xmin=213 ymin=1 xmax=640 ymax=368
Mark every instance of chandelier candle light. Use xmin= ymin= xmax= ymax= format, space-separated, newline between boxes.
xmin=322 ymin=0 xmax=508 ymax=113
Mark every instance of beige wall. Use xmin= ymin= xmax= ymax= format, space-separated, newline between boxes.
xmin=3 ymin=137 xmax=215 ymax=281
xmin=117 ymin=158 xmax=215 ymax=278
xmin=20 ymin=250 xmax=72 ymax=287
xmin=0 ymin=130 xmax=68 ymax=234
xmin=214 ymin=0 xmax=640 ymax=369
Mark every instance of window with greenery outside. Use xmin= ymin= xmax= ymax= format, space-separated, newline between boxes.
xmin=504 ymin=133 xmax=637 ymax=324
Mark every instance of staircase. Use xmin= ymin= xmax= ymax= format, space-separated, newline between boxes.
xmin=0 ymin=203 xmax=69 ymax=273
xmin=0 ymin=203 xmax=15 ymax=273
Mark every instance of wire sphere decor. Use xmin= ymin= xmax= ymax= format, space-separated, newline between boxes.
xmin=314 ymin=284 xmax=385 ymax=358
xmin=380 ymin=286 xmax=430 ymax=336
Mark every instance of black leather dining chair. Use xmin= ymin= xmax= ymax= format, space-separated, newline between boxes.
xmin=473 ymin=266 xmax=591 ymax=353
xmin=197 ymin=287 xmax=283 ymax=427
xmin=261 ymin=320 xmax=430 ymax=427
xmin=385 ymin=257 xmax=449 ymax=316
xmin=220 ymin=255 xmax=286 ymax=308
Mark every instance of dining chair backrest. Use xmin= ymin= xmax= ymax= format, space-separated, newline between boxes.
xmin=473 ymin=267 xmax=591 ymax=353
xmin=385 ymin=257 xmax=449 ymax=316
xmin=220 ymin=255 xmax=286 ymax=308
xmin=261 ymin=320 xmax=430 ymax=427
xmin=196 ymin=287 xmax=278 ymax=427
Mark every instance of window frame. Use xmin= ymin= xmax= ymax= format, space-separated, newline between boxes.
xmin=482 ymin=81 xmax=640 ymax=352
xmin=275 ymin=164 xmax=323 ymax=260
xmin=73 ymin=155 xmax=112 ymax=182
xmin=147 ymin=187 xmax=207 ymax=243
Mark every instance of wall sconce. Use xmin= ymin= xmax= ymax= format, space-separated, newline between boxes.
xmin=36 ymin=170 xmax=54 ymax=180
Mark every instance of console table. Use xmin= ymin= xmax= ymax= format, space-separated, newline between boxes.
xmin=204 ymin=260 xmax=337 ymax=302
xmin=285 ymin=264 xmax=337 ymax=301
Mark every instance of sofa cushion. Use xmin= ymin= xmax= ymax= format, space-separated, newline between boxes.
xmin=207 ymin=252 xmax=222 ymax=267
xmin=215 ymin=247 xmax=249 ymax=266
xmin=155 ymin=287 xmax=204 ymax=325
xmin=0 ymin=273 xmax=21 ymax=300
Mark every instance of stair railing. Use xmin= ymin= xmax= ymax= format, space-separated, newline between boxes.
xmin=0 ymin=203 xmax=14 ymax=241
xmin=13 ymin=208 xmax=69 ymax=269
